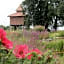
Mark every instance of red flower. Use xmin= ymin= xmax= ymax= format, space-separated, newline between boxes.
xmin=27 ymin=54 xmax=33 ymax=60
xmin=0 ymin=29 xmax=6 ymax=40
xmin=27 ymin=50 xmax=33 ymax=60
xmin=32 ymin=48 xmax=42 ymax=55
xmin=27 ymin=48 xmax=42 ymax=60
xmin=13 ymin=44 xmax=29 ymax=59
xmin=2 ymin=37 xmax=13 ymax=49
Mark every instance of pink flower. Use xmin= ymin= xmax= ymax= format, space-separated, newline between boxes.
xmin=0 ymin=29 xmax=6 ymax=40
xmin=27 ymin=48 xmax=42 ymax=60
xmin=27 ymin=50 xmax=33 ymax=60
xmin=27 ymin=54 xmax=33 ymax=60
xmin=13 ymin=44 xmax=29 ymax=59
xmin=2 ymin=37 xmax=13 ymax=49
xmin=32 ymin=48 xmax=42 ymax=55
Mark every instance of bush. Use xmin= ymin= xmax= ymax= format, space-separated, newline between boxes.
xmin=33 ymin=25 xmax=45 ymax=32
xmin=45 ymin=40 xmax=64 ymax=52
xmin=49 ymin=32 xmax=59 ymax=38
xmin=49 ymin=31 xmax=64 ymax=39
xmin=39 ymin=31 xmax=49 ymax=39
xmin=0 ymin=25 xmax=10 ymax=30
xmin=57 ymin=31 xmax=64 ymax=37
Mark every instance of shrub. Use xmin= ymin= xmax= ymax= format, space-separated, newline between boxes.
xmin=33 ymin=25 xmax=45 ymax=32
xmin=57 ymin=31 xmax=64 ymax=37
xmin=45 ymin=40 xmax=64 ymax=52
xmin=49 ymin=31 xmax=64 ymax=38
xmin=49 ymin=32 xmax=59 ymax=38
xmin=39 ymin=31 xmax=49 ymax=39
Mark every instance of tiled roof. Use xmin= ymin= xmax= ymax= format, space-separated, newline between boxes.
xmin=8 ymin=4 xmax=25 ymax=17
xmin=16 ymin=5 xmax=23 ymax=12
xmin=8 ymin=12 xmax=25 ymax=17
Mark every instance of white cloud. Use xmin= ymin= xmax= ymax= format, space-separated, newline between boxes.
xmin=0 ymin=0 xmax=24 ymax=26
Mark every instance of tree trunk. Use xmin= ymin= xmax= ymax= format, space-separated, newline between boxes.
xmin=54 ymin=16 xmax=57 ymax=31
xmin=45 ymin=2 xmax=49 ymax=30
xmin=45 ymin=22 xmax=48 ymax=29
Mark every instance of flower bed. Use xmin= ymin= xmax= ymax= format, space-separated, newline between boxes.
xmin=0 ymin=29 xmax=56 ymax=64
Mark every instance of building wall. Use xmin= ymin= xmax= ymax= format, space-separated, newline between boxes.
xmin=10 ymin=16 xmax=24 ymax=25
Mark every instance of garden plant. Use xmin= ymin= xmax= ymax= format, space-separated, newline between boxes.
xmin=0 ymin=29 xmax=56 ymax=64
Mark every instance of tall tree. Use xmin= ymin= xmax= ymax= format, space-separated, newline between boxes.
xmin=22 ymin=0 xmax=64 ymax=30
xmin=57 ymin=1 xmax=64 ymax=25
xmin=22 ymin=0 xmax=48 ymax=28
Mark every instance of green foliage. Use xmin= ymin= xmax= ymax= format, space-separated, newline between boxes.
xmin=49 ymin=32 xmax=59 ymax=38
xmin=45 ymin=40 xmax=64 ymax=52
xmin=57 ymin=1 xmax=64 ymax=25
xmin=49 ymin=31 xmax=64 ymax=38
xmin=0 ymin=25 xmax=10 ymax=30
xmin=24 ymin=50 xmax=56 ymax=64
xmin=22 ymin=0 xmax=50 ymax=28
xmin=0 ymin=47 xmax=56 ymax=64
xmin=0 ymin=48 xmax=16 ymax=64
xmin=33 ymin=25 xmax=45 ymax=32
xmin=22 ymin=0 xmax=64 ymax=30
xmin=57 ymin=31 xmax=64 ymax=37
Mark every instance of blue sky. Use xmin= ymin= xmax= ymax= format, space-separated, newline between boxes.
xmin=0 ymin=0 xmax=24 ymax=26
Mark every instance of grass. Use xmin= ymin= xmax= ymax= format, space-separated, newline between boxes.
xmin=49 ymin=30 xmax=64 ymax=38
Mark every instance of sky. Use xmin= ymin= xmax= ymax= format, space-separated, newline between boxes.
xmin=0 ymin=0 xmax=24 ymax=26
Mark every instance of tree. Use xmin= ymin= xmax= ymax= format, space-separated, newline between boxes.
xmin=52 ymin=0 xmax=64 ymax=30
xmin=22 ymin=0 xmax=48 ymax=28
xmin=22 ymin=0 xmax=64 ymax=30
xmin=57 ymin=1 xmax=64 ymax=25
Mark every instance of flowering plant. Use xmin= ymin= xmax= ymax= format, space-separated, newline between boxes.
xmin=0 ymin=29 xmax=13 ymax=49
xmin=0 ymin=29 xmax=56 ymax=64
xmin=13 ymin=45 xmax=56 ymax=64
